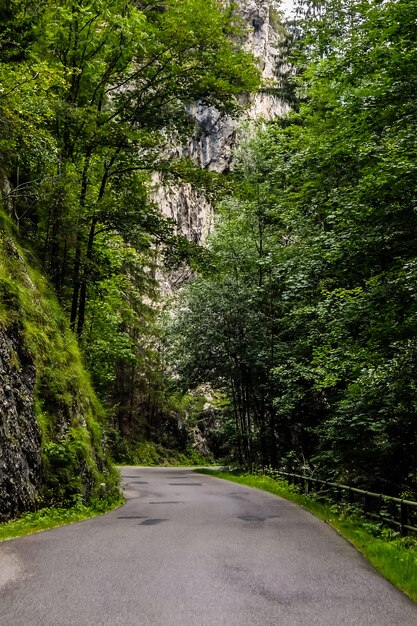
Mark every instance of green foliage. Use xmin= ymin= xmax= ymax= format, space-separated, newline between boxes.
xmin=0 ymin=219 xmax=118 ymax=508
xmin=168 ymin=0 xmax=417 ymax=496
xmin=0 ymin=0 xmax=261 ymax=488
xmin=117 ymin=439 xmax=210 ymax=467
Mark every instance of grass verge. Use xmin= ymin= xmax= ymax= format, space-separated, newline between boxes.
xmin=197 ymin=469 xmax=417 ymax=602
xmin=0 ymin=492 xmax=124 ymax=543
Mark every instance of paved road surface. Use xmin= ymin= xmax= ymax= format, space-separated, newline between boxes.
xmin=1 ymin=467 xmax=416 ymax=625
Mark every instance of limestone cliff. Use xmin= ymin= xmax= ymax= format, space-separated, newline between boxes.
xmin=155 ymin=0 xmax=286 ymax=251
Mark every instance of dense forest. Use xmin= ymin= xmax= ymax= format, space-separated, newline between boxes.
xmin=1 ymin=0 xmax=417 ymax=514
xmin=167 ymin=0 xmax=417 ymax=497
xmin=0 ymin=0 xmax=260 ymax=514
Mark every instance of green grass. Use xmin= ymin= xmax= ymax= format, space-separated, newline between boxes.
xmin=197 ymin=469 xmax=417 ymax=603
xmin=0 ymin=492 xmax=124 ymax=543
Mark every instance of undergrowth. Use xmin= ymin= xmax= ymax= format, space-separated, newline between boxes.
xmin=0 ymin=218 xmax=116 ymax=510
xmin=117 ymin=440 xmax=212 ymax=467
xmin=198 ymin=469 xmax=417 ymax=603
xmin=0 ymin=491 xmax=124 ymax=542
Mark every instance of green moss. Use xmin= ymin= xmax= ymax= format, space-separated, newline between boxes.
xmin=0 ymin=216 xmax=118 ymax=510
xmin=198 ymin=470 xmax=417 ymax=603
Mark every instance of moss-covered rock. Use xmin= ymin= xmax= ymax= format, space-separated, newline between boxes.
xmin=0 ymin=224 xmax=118 ymax=520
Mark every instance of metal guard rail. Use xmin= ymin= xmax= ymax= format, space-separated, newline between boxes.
xmin=274 ymin=471 xmax=417 ymax=536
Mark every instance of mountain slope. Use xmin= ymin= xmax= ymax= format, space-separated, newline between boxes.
xmin=0 ymin=214 xmax=118 ymax=520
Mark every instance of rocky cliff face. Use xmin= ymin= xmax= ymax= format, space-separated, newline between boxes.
xmin=0 ymin=230 xmax=116 ymax=520
xmin=155 ymin=0 xmax=286 ymax=253
xmin=0 ymin=325 xmax=42 ymax=517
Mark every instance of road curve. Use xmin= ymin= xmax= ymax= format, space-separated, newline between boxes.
xmin=0 ymin=467 xmax=416 ymax=625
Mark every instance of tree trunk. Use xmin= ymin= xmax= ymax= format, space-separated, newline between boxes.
xmin=76 ymin=215 xmax=97 ymax=338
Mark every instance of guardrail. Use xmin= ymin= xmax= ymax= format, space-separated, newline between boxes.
xmin=274 ymin=471 xmax=417 ymax=537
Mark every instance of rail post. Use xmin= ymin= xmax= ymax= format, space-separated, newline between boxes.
xmin=400 ymin=500 xmax=408 ymax=537
xmin=274 ymin=471 xmax=417 ymax=535
xmin=377 ymin=494 xmax=382 ymax=519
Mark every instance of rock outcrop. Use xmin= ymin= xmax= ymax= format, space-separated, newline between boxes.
xmin=155 ymin=0 xmax=286 ymax=254
xmin=0 ymin=231 xmax=116 ymax=520
xmin=0 ymin=325 xmax=42 ymax=517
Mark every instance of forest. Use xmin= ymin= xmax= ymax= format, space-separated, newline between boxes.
xmin=0 ymin=0 xmax=259 ymax=500
xmin=167 ymin=0 xmax=417 ymax=497
xmin=1 ymin=0 xmax=417 ymax=512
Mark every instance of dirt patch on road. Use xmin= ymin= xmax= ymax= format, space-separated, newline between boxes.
xmin=0 ymin=549 xmax=24 ymax=589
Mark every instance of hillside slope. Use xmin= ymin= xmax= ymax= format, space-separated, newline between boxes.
xmin=0 ymin=215 xmax=117 ymax=520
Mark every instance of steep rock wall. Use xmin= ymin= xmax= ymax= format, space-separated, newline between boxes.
xmin=155 ymin=0 xmax=286 ymax=252
xmin=0 ymin=228 xmax=116 ymax=520
xmin=0 ymin=324 xmax=41 ymax=517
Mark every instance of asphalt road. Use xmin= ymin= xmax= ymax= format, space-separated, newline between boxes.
xmin=1 ymin=467 xmax=416 ymax=626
